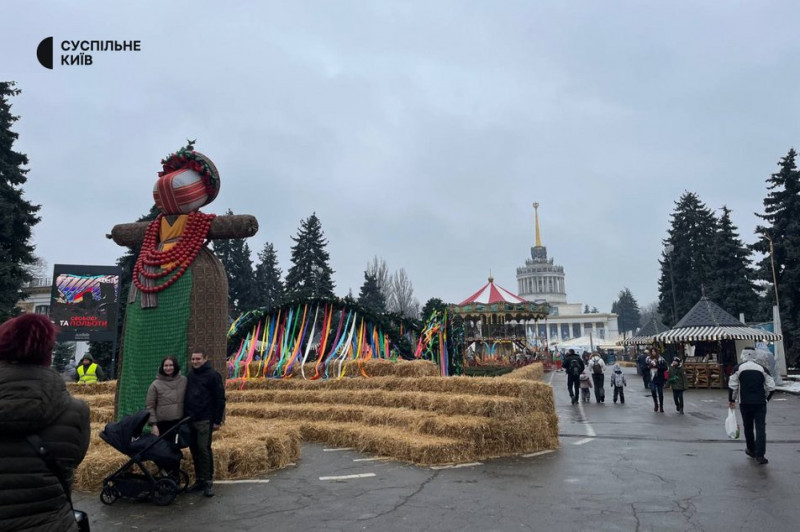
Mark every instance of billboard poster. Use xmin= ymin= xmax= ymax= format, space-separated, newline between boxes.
xmin=50 ymin=264 xmax=123 ymax=342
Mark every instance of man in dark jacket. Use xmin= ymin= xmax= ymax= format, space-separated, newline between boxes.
xmin=728 ymin=348 xmax=776 ymax=465
xmin=73 ymin=353 xmax=106 ymax=383
xmin=563 ymin=349 xmax=584 ymax=405
xmin=637 ymin=351 xmax=650 ymax=389
xmin=185 ymin=349 xmax=226 ymax=497
xmin=0 ymin=314 xmax=90 ymax=531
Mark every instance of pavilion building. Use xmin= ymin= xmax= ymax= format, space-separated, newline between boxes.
xmin=516 ymin=203 xmax=619 ymax=348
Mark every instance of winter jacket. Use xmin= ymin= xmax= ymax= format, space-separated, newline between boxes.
xmin=611 ymin=366 xmax=627 ymax=387
xmin=0 ymin=362 xmax=90 ymax=532
xmin=728 ymin=360 xmax=776 ymax=405
xmin=647 ymin=356 xmax=668 ymax=385
xmin=579 ymin=372 xmax=592 ymax=388
xmin=564 ymin=354 xmax=585 ymax=377
xmin=668 ymin=365 xmax=688 ymax=391
xmin=184 ymin=361 xmax=226 ymax=425
xmin=588 ymin=355 xmax=606 ymax=374
xmin=146 ymin=373 xmax=187 ymax=425
xmin=73 ymin=354 xmax=106 ymax=383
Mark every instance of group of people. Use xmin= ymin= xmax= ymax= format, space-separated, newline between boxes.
xmin=0 ymin=313 xmax=228 ymax=531
xmin=577 ymin=345 xmax=777 ymax=464
xmin=563 ymin=349 xmax=628 ymax=405
xmin=634 ymin=348 xmax=687 ymax=413
xmin=145 ymin=350 xmax=226 ymax=497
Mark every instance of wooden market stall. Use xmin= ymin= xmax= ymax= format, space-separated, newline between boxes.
xmin=652 ymin=297 xmax=782 ymax=389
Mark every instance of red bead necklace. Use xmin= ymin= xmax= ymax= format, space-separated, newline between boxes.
xmin=132 ymin=212 xmax=216 ymax=293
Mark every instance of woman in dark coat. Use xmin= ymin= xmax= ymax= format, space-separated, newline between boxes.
xmin=0 ymin=314 xmax=90 ymax=532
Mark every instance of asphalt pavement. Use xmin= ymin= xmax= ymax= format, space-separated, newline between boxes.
xmin=74 ymin=367 xmax=800 ymax=531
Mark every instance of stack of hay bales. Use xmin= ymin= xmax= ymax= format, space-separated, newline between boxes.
xmin=69 ymin=361 xmax=557 ymax=491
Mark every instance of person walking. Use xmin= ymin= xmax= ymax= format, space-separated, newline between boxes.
xmin=647 ymin=348 xmax=668 ymax=413
xmin=563 ymin=349 xmax=584 ymax=405
xmin=588 ymin=352 xmax=606 ymax=403
xmin=185 ymin=349 xmax=226 ymax=497
xmin=668 ymin=358 xmax=688 ymax=414
xmin=73 ymin=353 xmax=106 ymax=384
xmin=146 ymin=356 xmax=187 ymax=440
xmin=728 ymin=348 xmax=776 ymax=465
xmin=579 ymin=369 xmax=592 ymax=403
xmin=637 ymin=351 xmax=651 ymax=389
xmin=0 ymin=314 xmax=91 ymax=531
xmin=610 ymin=363 xmax=627 ymax=404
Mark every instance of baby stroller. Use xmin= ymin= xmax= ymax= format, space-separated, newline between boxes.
xmin=99 ymin=410 xmax=191 ymax=506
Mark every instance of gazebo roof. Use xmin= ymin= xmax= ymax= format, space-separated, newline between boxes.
xmin=458 ymin=277 xmax=526 ymax=305
xmin=674 ymin=297 xmax=743 ymax=328
xmin=622 ymin=316 xmax=671 ymax=345
xmin=651 ymin=297 xmax=782 ymax=343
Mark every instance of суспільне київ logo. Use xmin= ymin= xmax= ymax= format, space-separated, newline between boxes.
xmin=36 ymin=37 xmax=141 ymax=68
xmin=37 ymin=36 xmax=53 ymax=69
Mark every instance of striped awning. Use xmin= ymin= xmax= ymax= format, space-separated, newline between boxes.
xmin=620 ymin=335 xmax=659 ymax=346
xmin=653 ymin=326 xmax=782 ymax=343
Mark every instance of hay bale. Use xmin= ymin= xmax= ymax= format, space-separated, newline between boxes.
xmin=90 ymin=406 xmax=115 ymax=424
xmin=67 ymin=381 xmax=117 ymax=396
xmin=228 ymin=388 xmax=528 ymax=419
xmin=500 ymin=363 xmax=544 ymax=381
xmin=79 ymin=394 xmax=116 ymax=410
xmin=617 ymin=361 xmax=637 ymax=368
xmin=237 ymin=358 xmax=440 ymax=379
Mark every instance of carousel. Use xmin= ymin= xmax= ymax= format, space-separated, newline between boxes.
xmin=449 ymin=277 xmax=550 ymax=372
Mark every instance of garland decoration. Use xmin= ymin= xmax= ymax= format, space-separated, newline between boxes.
xmin=132 ymin=211 xmax=216 ymax=293
xmin=159 ymin=139 xmax=220 ymax=200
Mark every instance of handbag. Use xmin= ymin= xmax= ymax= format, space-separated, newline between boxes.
xmin=26 ymin=434 xmax=90 ymax=532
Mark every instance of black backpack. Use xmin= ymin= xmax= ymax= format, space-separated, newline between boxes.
xmin=591 ymin=358 xmax=603 ymax=374
xmin=569 ymin=358 xmax=582 ymax=376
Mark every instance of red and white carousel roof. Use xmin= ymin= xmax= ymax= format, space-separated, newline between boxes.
xmin=458 ymin=277 xmax=526 ymax=305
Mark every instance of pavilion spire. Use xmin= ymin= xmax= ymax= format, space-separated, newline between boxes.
xmin=533 ymin=202 xmax=542 ymax=247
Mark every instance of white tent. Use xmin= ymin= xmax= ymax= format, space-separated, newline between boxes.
xmin=556 ymin=335 xmax=597 ymax=352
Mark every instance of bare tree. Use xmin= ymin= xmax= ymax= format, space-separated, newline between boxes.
xmin=366 ymin=256 xmax=391 ymax=304
xmin=639 ymin=301 xmax=662 ymax=328
xmin=388 ymin=268 xmax=419 ymax=318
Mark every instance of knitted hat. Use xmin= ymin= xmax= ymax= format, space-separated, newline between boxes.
xmin=0 ymin=314 xmax=57 ymax=366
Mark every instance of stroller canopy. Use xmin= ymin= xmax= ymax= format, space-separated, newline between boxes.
xmin=100 ymin=410 xmax=182 ymax=470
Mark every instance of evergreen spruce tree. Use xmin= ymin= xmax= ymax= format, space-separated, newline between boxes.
xmin=0 ymin=82 xmax=41 ymax=321
xmin=420 ymin=297 xmax=448 ymax=322
xmin=708 ymin=206 xmax=760 ymax=320
xmin=213 ymin=210 xmax=257 ymax=317
xmin=754 ymin=149 xmax=800 ymax=365
xmin=611 ymin=288 xmax=641 ymax=334
xmin=658 ymin=192 xmax=718 ymax=326
xmin=358 ymin=271 xmax=386 ymax=314
xmin=253 ymin=241 xmax=284 ymax=310
xmin=52 ymin=341 xmax=76 ymax=373
xmin=366 ymin=256 xmax=391 ymax=304
xmin=284 ymin=213 xmax=335 ymax=300
xmin=89 ymin=205 xmax=159 ymax=375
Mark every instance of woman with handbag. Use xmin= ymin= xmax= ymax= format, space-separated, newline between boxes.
xmin=647 ymin=348 xmax=668 ymax=413
xmin=146 ymin=356 xmax=187 ymax=443
xmin=0 ymin=314 xmax=90 ymax=531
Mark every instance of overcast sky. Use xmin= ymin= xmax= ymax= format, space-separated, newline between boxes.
xmin=4 ymin=1 xmax=800 ymax=313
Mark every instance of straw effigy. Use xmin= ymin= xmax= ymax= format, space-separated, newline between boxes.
xmin=69 ymin=366 xmax=558 ymax=491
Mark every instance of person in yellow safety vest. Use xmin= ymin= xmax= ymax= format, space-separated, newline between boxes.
xmin=74 ymin=354 xmax=106 ymax=384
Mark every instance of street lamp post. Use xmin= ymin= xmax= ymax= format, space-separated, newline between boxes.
xmin=761 ymin=231 xmax=786 ymax=378
xmin=664 ymin=244 xmax=678 ymax=325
